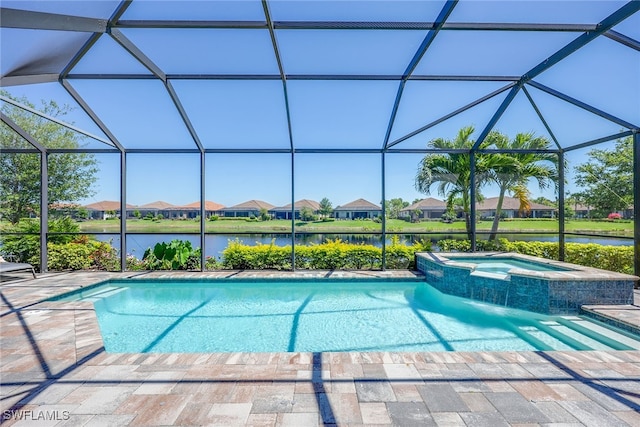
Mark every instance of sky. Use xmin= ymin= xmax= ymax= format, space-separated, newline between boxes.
xmin=1 ymin=0 xmax=639 ymax=209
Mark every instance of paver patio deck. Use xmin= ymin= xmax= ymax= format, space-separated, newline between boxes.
xmin=1 ymin=270 xmax=639 ymax=426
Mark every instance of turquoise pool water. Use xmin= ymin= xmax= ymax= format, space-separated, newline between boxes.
xmin=55 ymin=279 xmax=640 ymax=353
xmin=449 ymin=256 xmax=571 ymax=273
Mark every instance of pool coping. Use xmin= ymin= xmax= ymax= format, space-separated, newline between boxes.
xmin=2 ymin=270 xmax=640 ymax=426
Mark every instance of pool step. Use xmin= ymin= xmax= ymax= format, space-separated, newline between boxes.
xmin=557 ymin=316 xmax=640 ymax=350
xmin=521 ymin=320 xmax=610 ymax=351
xmin=73 ymin=286 xmax=127 ymax=302
xmin=517 ymin=325 xmax=574 ymax=351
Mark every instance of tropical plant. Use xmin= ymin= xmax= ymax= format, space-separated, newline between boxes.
xmin=415 ymin=126 xmax=513 ymax=238
xmin=142 ymin=239 xmax=200 ymax=270
xmin=484 ymin=131 xmax=558 ymax=240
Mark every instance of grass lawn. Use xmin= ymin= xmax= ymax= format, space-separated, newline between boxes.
xmin=70 ymin=217 xmax=633 ymax=237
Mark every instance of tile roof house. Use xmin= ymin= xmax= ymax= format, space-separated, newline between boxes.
xmin=177 ymin=201 xmax=225 ymax=219
xmin=476 ymin=197 xmax=557 ymax=219
xmin=400 ymin=198 xmax=448 ymax=220
xmin=333 ymin=198 xmax=381 ymax=219
xmin=221 ymin=200 xmax=276 ymax=218
xmin=137 ymin=201 xmax=179 ymax=219
xmin=270 ymin=199 xmax=320 ymax=220
xmin=84 ymin=200 xmax=135 ymax=220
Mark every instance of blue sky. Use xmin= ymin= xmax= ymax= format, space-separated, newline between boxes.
xmin=2 ymin=1 xmax=639 ymax=208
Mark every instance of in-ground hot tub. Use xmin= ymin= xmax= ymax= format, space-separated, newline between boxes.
xmin=416 ymin=252 xmax=638 ymax=315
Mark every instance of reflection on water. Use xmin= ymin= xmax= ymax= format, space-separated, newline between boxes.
xmin=93 ymin=233 xmax=631 ymax=259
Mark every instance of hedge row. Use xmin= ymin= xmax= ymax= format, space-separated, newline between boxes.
xmin=437 ymin=238 xmax=634 ymax=275
xmin=221 ymin=238 xmax=432 ymax=270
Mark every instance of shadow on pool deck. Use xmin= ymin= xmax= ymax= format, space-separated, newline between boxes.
xmin=1 ymin=271 xmax=640 ymax=426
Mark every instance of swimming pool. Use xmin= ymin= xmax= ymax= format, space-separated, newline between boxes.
xmin=54 ymin=279 xmax=640 ymax=353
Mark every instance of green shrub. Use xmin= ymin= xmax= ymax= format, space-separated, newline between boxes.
xmin=1 ymin=217 xmax=80 ymax=264
xmin=46 ymin=239 xmax=119 ymax=271
xmin=222 ymin=239 xmax=291 ymax=270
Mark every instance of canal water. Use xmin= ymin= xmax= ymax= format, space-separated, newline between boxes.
xmin=94 ymin=233 xmax=632 ymax=260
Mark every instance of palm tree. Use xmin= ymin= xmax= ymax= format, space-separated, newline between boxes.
xmin=485 ymin=131 xmax=558 ymax=240
xmin=415 ymin=126 xmax=513 ymax=239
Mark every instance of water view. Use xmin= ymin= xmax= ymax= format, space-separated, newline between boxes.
xmin=93 ymin=233 xmax=632 ymax=259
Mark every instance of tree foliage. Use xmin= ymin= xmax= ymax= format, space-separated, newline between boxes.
xmin=573 ymin=136 xmax=632 ymax=217
xmin=318 ymin=197 xmax=333 ymax=218
xmin=0 ymin=92 xmax=98 ymax=223
xmin=385 ymin=198 xmax=409 ymax=219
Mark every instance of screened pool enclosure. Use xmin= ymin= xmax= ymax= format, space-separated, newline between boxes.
xmin=1 ymin=1 xmax=639 ymax=273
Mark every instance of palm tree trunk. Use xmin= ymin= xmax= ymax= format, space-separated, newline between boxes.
xmin=489 ymin=188 xmax=506 ymax=240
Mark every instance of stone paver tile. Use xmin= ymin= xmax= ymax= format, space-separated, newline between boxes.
xmin=72 ymin=386 xmax=137 ymax=415
xmin=355 ymin=381 xmax=396 ymax=402
xmin=451 ymin=380 xmax=493 ymax=394
xmin=418 ymin=383 xmax=470 ymax=412
xmin=390 ymin=384 xmax=422 ymax=402
xmin=330 ymin=363 xmax=363 ymax=379
xmin=459 ymin=412 xmax=511 ymax=427
xmin=67 ymin=414 xmax=135 ymax=427
xmin=386 ymin=402 xmax=435 ymax=427
xmin=468 ymin=363 xmax=509 ymax=378
xmin=291 ymin=393 xmax=319 ymax=413
xmin=277 ymin=412 xmax=319 ymax=427
xmin=533 ymin=401 xmax=580 ymax=424
xmin=227 ymin=384 xmax=258 ymax=404
xmin=611 ymin=409 xmax=640 ymax=426
xmin=509 ymin=380 xmax=564 ymax=402
xmin=133 ymin=371 xmax=185 ymax=395
xmin=484 ymin=380 xmax=516 ymax=393
xmin=521 ymin=362 xmax=572 ymax=380
xmin=250 ymin=385 xmax=295 ymax=414
xmin=383 ymin=363 xmax=422 ymax=384
xmin=29 ymin=383 xmax=82 ymax=406
xmin=360 ymin=402 xmax=391 ymax=425
xmin=547 ymin=383 xmax=591 ymax=401
xmin=484 ymin=392 xmax=550 ymax=424
xmin=431 ymin=412 xmax=466 ymax=427
xmin=54 ymin=414 xmax=94 ymax=426
xmin=330 ymin=379 xmax=356 ymax=394
xmin=559 ymin=400 xmax=634 ymax=427
xmin=571 ymin=382 xmax=636 ymax=412
xmin=245 ymin=413 xmax=277 ymax=427
xmin=294 ymin=380 xmax=316 ymax=394
xmin=206 ymin=402 xmax=252 ymax=426
xmin=174 ymin=402 xmax=214 ymax=426
xmin=193 ymin=381 xmax=237 ymax=402
xmin=127 ymin=394 xmax=190 ymax=426
xmin=459 ymin=392 xmax=497 ymax=412
xmin=326 ymin=393 xmax=361 ymax=424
